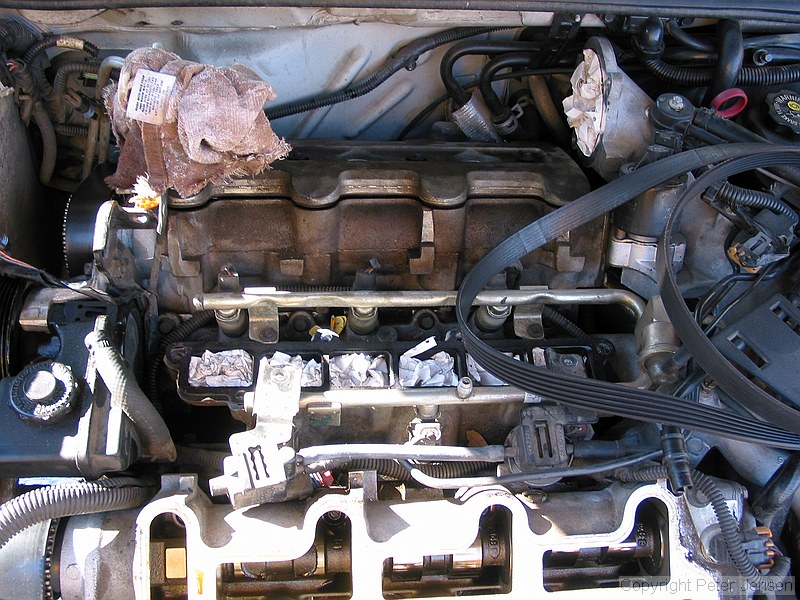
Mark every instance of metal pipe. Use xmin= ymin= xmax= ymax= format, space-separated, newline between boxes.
xmin=398 ymin=450 xmax=663 ymax=489
xmin=299 ymin=444 xmax=506 ymax=465
xmin=299 ymin=386 xmax=529 ymax=409
xmin=82 ymin=56 xmax=124 ymax=180
xmin=195 ymin=288 xmax=645 ymax=321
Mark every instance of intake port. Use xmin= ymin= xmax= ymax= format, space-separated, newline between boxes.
xmin=149 ymin=513 xmax=189 ymax=600
xmin=382 ymin=505 xmax=512 ymax=598
xmin=216 ymin=511 xmax=353 ymax=599
xmin=543 ymin=498 xmax=669 ymax=592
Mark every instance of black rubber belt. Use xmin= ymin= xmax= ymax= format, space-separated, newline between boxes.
xmin=456 ymin=143 xmax=800 ymax=449
xmin=658 ymin=149 xmax=800 ymax=434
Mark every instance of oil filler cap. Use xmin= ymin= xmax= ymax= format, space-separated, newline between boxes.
xmin=10 ymin=361 xmax=78 ymax=424
xmin=767 ymin=90 xmax=800 ymax=136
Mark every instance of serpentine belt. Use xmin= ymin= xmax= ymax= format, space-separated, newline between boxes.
xmin=456 ymin=143 xmax=800 ymax=449
xmin=658 ymin=149 xmax=800 ymax=435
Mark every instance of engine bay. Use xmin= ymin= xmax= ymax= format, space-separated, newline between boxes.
xmin=1 ymin=2 xmax=800 ymax=599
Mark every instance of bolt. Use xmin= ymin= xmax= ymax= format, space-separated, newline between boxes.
xmin=417 ymin=312 xmax=436 ymax=330
xmin=668 ymin=95 xmax=685 ymax=113
xmin=292 ymin=315 xmax=310 ymax=332
xmin=686 ymin=438 xmax=704 ymax=454
xmin=561 ymin=355 xmax=577 ymax=367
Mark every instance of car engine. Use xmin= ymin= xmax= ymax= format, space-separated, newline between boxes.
xmin=0 ymin=2 xmax=800 ymax=599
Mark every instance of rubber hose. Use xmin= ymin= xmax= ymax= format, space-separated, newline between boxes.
xmin=0 ymin=18 xmax=38 ymax=55
xmin=0 ymin=478 xmax=150 ymax=549
xmin=441 ymin=40 xmax=543 ymax=109
xmin=86 ymin=316 xmax=177 ymax=462
xmin=146 ymin=311 xmax=215 ymax=409
xmin=22 ymin=34 xmax=99 ymax=66
xmin=528 ymin=75 xmax=571 ymax=148
xmin=660 ymin=425 xmax=693 ymax=492
xmin=704 ymin=20 xmax=744 ymax=105
xmin=644 ymin=58 xmax=800 ymax=87
xmin=665 ymin=19 xmax=716 ymax=53
xmin=347 ymin=459 xmax=493 ymax=481
xmin=718 ymin=181 xmax=799 ymax=223
xmin=689 ymin=111 xmax=800 ymax=188
xmin=478 ymin=53 xmax=532 ymax=122
xmin=619 ymin=466 xmax=766 ymax=587
xmin=31 ymin=101 xmax=56 ymax=184
xmin=264 ymin=27 xmax=497 ymax=120
xmin=54 ymin=123 xmax=89 ymax=137
xmin=662 ymin=48 xmax=717 ymax=63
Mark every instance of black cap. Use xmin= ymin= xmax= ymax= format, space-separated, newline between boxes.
xmin=767 ymin=90 xmax=800 ymax=136
xmin=10 ymin=361 xmax=78 ymax=424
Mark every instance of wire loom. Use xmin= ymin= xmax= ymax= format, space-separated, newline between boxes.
xmin=456 ymin=143 xmax=800 ymax=448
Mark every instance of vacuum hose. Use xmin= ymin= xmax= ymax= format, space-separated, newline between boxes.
xmin=85 ymin=315 xmax=176 ymax=462
xmin=639 ymin=19 xmax=800 ymax=88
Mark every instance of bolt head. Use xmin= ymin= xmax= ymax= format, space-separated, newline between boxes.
xmin=668 ymin=95 xmax=685 ymax=112
xmin=561 ymin=355 xmax=577 ymax=367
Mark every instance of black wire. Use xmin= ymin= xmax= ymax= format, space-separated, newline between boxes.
xmin=0 ymin=252 xmax=114 ymax=303
xmin=265 ymin=27 xmax=502 ymax=120
xmin=703 ymin=258 xmax=790 ymax=335
xmin=694 ymin=261 xmax=790 ymax=326
xmin=694 ymin=272 xmax=753 ymax=324
xmin=396 ymin=66 xmax=571 ymax=140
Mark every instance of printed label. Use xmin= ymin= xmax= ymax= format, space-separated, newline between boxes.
xmin=125 ymin=69 xmax=176 ymax=125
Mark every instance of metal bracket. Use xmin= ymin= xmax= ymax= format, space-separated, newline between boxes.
xmin=210 ymin=360 xmax=311 ymax=509
xmin=248 ymin=303 xmax=280 ymax=343
xmin=513 ymin=285 xmax=546 ymax=339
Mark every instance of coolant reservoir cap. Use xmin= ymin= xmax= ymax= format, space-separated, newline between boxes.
xmin=767 ymin=90 xmax=800 ymax=135
xmin=10 ymin=361 xmax=78 ymax=424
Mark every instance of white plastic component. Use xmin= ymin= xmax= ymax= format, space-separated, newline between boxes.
xmin=563 ymin=48 xmax=606 ymax=157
